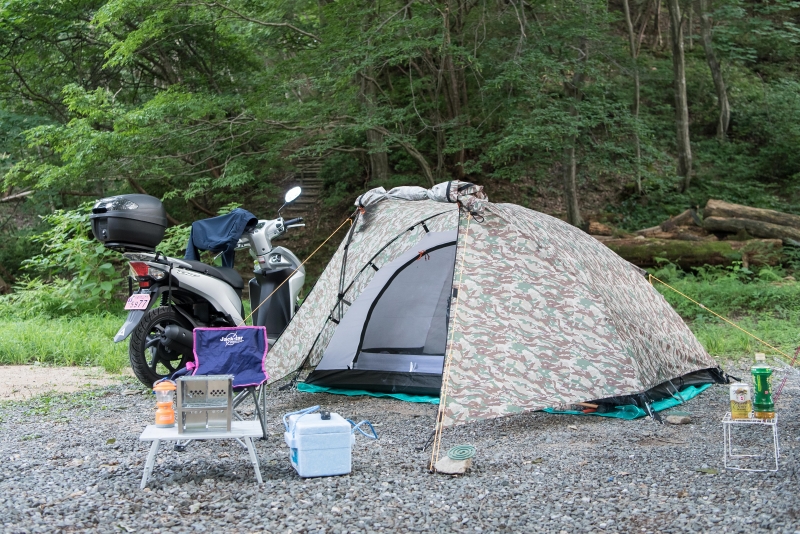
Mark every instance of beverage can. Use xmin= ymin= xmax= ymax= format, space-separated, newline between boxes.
xmin=730 ymin=383 xmax=752 ymax=419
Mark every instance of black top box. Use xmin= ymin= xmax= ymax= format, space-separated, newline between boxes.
xmin=90 ymin=194 xmax=168 ymax=251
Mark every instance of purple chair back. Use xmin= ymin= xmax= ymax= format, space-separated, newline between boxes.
xmin=191 ymin=326 xmax=268 ymax=388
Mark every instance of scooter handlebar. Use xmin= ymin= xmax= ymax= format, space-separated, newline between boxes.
xmin=283 ymin=217 xmax=304 ymax=226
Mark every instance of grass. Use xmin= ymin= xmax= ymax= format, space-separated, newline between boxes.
xmin=690 ymin=314 xmax=800 ymax=361
xmin=1 ymin=262 xmax=799 ymax=374
xmin=0 ymin=299 xmax=255 ymax=375
xmin=650 ymin=262 xmax=800 ymax=362
xmin=0 ymin=313 xmax=128 ymax=373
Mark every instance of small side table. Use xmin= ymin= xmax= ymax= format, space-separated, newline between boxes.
xmin=139 ymin=420 xmax=263 ymax=489
xmin=722 ymin=412 xmax=779 ymax=472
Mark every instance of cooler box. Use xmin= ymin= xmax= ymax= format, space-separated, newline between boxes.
xmin=283 ymin=412 xmax=354 ymax=477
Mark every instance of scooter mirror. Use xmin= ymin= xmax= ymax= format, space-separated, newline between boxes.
xmin=285 ymin=187 xmax=302 ymax=204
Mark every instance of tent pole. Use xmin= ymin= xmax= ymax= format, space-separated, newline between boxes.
xmin=430 ymin=212 xmax=473 ymax=471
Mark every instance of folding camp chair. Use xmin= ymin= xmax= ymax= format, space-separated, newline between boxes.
xmin=172 ymin=326 xmax=269 ymax=443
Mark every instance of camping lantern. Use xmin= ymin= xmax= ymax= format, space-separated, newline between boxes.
xmin=153 ymin=380 xmax=177 ymax=427
xmin=751 ymin=365 xmax=774 ymax=419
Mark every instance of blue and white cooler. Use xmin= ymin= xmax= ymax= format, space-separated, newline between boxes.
xmin=282 ymin=407 xmax=378 ymax=478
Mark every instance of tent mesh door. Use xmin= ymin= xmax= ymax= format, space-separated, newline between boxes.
xmin=354 ymin=243 xmax=457 ymax=374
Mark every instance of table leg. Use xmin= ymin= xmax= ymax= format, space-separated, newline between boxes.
xmin=244 ymin=437 xmax=263 ymax=484
xmin=141 ymin=440 xmax=161 ymax=490
xmin=773 ymin=423 xmax=780 ymax=471
xmin=723 ymin=423 xmax=728 ymax=470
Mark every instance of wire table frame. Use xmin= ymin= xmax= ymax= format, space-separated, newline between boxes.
xmin=722 ymin=412 xmax=779 ymax=472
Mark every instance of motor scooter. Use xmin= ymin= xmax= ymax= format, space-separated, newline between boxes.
xmin=91 ymin=188 xmax=306 ymax=387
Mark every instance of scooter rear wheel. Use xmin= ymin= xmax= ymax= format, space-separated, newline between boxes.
xmin=129 ymin=306 xmax=193 ymax=387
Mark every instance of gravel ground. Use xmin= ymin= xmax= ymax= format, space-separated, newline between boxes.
xmin=1 ymin=362 xmax=799 ymax=534
xmin=0 ymin=365 xmax=131 ymax=400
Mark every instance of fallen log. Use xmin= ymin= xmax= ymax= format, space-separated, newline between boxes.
xmin=703 ymin=216 xmax=800 ymax=242
xmin=633 ymin=226 xmax=716 ymax=241
xmin=588 ymin=221 xmax=614 ymax=236
xmin=660 ymin=208 xmax=702 ymax=231
xmin=705 ymin=199 xmax=800 ymax=229
xmin=637 ymin=208 xmax=702 ymax=237
xmin=602 ymin=237 xmax=782 ymax=268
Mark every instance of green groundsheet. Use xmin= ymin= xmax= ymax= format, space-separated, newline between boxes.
xmin=297 ymin=382 xmax=440 ymax=404
xmin=543 ymin=383 xmax=713 ymax=419
xmin=296 ymin=382 xmax=713 ymax=418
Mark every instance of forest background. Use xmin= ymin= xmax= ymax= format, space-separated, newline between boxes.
xmin=1 ymin=0 xmax=800 ymax=371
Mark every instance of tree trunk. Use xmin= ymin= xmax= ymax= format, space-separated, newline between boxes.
xmin=561 ymin=36 xmax=587 ymax=229
xmin=696 ymin=0 xmax=730 ymax=141
xmin=563 ymin=143 xmax=583 ymax=227
xmin=654 ymin=0 xmax=663 ymax=50
xmin=704 ymin=199 xmax=800 ymax=228
xmin=371 ymin=125 xmax=435 ymax=186
xmin=636 ymin=0 xmax=657 ymax=54
xmin=602 ymin=238 xmax=782 ymax=268
xmin=622 ymin=0 xmax=643 ymax=194
xmin=667 ymin=0 xmax=693 ymax=191
xmin=361 ymin=71 xmax=390 ymax=183
xmin=687 ymin=1 xmax=693 ymax=50
xmin=366 ymin=128 xmax=390 ymax=183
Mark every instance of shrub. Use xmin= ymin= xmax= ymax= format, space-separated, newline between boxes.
xmin=0 ymin=206 xmax=124 ymax=318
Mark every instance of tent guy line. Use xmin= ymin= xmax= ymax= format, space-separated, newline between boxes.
xmin=237 ymin=217 xmax=353 ymax=327
xmin=648 ymin=274 xmax=794 ymax=362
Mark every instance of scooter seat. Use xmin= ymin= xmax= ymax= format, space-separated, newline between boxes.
xmin=182 ymin=260 xmax=244 ymax=290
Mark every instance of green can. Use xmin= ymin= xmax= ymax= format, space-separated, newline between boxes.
xmin=751 ymin=365 xmax=774 ymax=419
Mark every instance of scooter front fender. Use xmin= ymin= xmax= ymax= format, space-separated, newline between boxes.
xmin=114 ymin=310 xmax=145 ymax=343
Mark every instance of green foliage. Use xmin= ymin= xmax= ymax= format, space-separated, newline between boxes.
xmin=0 ymin=314 xmax=129 ymax=372
xmin=0 ymin=0 xmax=800 ymax=331
xmin=320 ymin=153 xmax=365 ymax=208
xmin=158 ymin=224 xmax=192 ymax=258
xmin=0 ymin=206 xmax=124 ymax=317
xmin=649 ymin=260 xmax=800 ymax=360
xmin=650 ymin=261 xmax=800 ymax=320
xmin=0 ymin=227 xmax=40 ymax=279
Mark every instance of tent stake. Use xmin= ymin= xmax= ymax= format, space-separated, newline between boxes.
xmin=416 ymin=429 xmax=436 ymax=453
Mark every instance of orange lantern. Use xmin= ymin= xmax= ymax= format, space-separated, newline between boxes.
xmin=153 ymin=381 xmax=177 ymax=427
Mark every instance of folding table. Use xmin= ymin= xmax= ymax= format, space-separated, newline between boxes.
xmin=139 ymin=420 xmax=263 ymax=489
xmin=722 ymin=412 xmax=779 ymax=472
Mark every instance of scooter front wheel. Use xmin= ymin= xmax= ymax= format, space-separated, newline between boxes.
xmin=129 ymin=306 xmax=193 ymax=387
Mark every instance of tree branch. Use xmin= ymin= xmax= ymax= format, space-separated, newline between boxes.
xmin=370 ymin=125 xmax=435 ymax=186
xmin=187 ymin=2 xmax=321 ymax=42
xmin=189 ymin=197 xmax=216 ymax=216
xmin=60 ymin=191 xmax=100 ymax=197
xmin=127 ymin=177 xmax=181 ymax=225
xmin=0 ymin=190 xmax=34 ymax=202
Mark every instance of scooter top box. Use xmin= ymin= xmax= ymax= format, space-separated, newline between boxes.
xmin=90 ymin=194 xmax=167 ymax=252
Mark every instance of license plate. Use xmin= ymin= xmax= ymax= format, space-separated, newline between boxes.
xmin=124 ymin=294 xmax=150 ymax=310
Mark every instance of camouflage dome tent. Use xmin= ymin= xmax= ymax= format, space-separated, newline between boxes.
xmin=265 ymin=181 xmax=724 ymax=427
